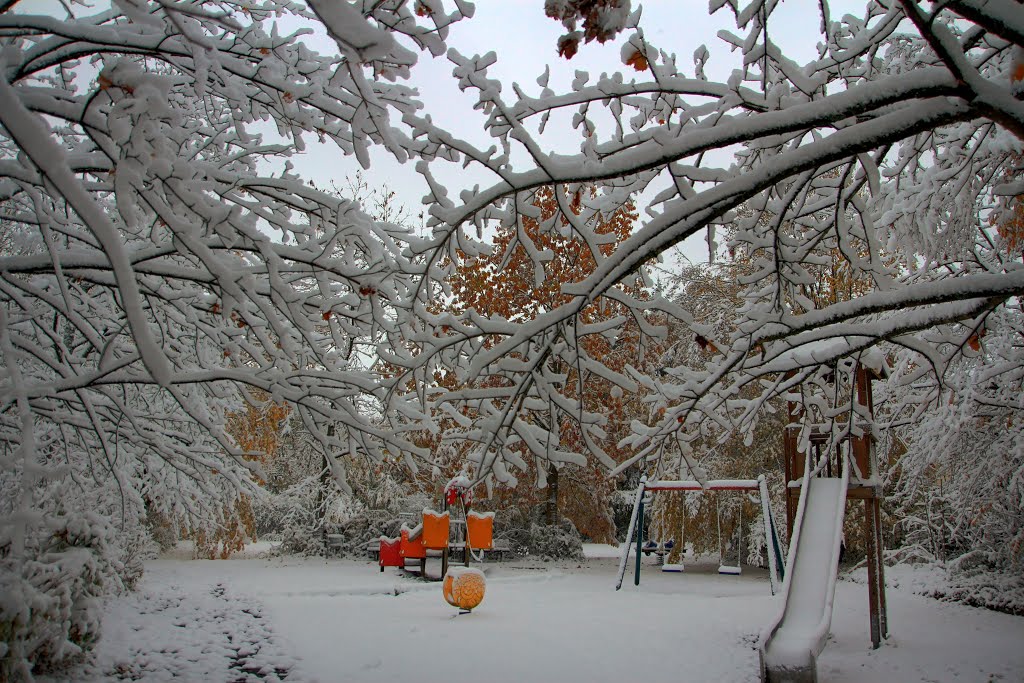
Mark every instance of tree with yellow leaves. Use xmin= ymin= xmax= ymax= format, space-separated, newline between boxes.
xmin=440 ymin=185 xmax=655 ymax=541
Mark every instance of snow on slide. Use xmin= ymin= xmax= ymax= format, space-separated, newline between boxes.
xmin=760 ymin=466 xmax=848 ymax=682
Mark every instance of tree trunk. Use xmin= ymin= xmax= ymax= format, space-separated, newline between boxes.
xmin=317 ymin=425 xmax=335 ymax=554
xmin=546 ymin=464 xmax=559 ymax=525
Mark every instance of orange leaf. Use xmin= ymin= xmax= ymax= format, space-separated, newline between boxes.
xmin=558 ymin=35 xmax=579 ymax=60
xmin=625 ymin=50 xmax=649 ymax=72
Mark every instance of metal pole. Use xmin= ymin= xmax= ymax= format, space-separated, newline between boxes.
xmin=634 ymin=497 xmax=645 ymax=586
xmin=615 ymin=478 xmax=647 ymax=590
xmin=463 ymin=498 xmax=470 ymax=567
xmin=441 ymin=498 xmax=449 ymax=579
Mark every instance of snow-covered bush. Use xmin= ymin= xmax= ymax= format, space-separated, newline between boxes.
xmin=0 ymin=514 xmax=124 ymax=680
xmin=259 ymin=476 xmax=360 ymax=556
xmin=497 ymin=507 xmax=584 ymax=561
xmin=918 ymin=568 xmax=1024 ymax=617
xmin=884 ymin=303 xmax=1024 ymax=602
xmin=252 ymin=415 xmax=432 ymax=556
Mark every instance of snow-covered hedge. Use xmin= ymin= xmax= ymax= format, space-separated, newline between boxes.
xmin=0 ymin=514 xmax=129 ymax=680
xmin=502 ymin=519 xmax=585 ymax=561
xmin=919 ymin=568 xmax=1024 ymax=617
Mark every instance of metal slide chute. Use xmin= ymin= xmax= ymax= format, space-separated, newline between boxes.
xmin=760 ymin=453 xmax=850 ymax=683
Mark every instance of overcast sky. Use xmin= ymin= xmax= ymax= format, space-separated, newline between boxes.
xmin=298 ymin=1 xmax=863 ymax=264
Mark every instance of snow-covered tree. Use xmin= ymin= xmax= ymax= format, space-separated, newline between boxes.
xmin=3 ymin=0 xmax=1024 ymax=673
xmin=437 ymin=185 xmax=650 ymax=540
xmin=0 ymin=0 xmax=468 ymax=674
xmin=886 ymin=295 xmax=1024 ymax=569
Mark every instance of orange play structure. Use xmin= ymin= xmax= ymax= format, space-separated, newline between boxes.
xmin=378 ymin=536 xmax=401 ymax=571
xmin=375 ymin=480 xmax=501 ymax=580
xmin=400 ymin=525 xmax=426 ymax=560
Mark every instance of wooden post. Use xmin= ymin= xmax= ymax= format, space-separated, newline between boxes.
xmin=864 ymin=497 xmax=883 ymax=649
xmin=857 ymin=363 xmax=887 ymax=647
xmin=872 ymin=494 xmax=888 ymax=640
xmin=852 ymin=365 xmax=874 ymax=482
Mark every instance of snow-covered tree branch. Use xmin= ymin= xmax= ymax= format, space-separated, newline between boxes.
xmin=392 ymin=0 xmax=1024 ymax=487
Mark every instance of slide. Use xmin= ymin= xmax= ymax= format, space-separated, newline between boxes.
xmin=760 ymin=458 xmax=849 ymax=683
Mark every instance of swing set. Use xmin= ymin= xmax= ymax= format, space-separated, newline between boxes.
xmin=615 ymin=475 xmax=785 ymax=594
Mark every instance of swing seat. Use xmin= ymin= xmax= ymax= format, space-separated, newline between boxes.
xmin=718 ymin=564 xmax=741 ymax=575
xmin=662 ymin=563 xmax=684 ymax=573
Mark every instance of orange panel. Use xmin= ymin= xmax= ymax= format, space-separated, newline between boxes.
xmin=466 ymin=511 xmax=494 ymax=550
xmin=379 ymin=536 xmax=402 ymax=567
xmin=400 ymin=525 xmax=426 ymax=559
xmin=421 ymin=509 xmax=450 ymax=549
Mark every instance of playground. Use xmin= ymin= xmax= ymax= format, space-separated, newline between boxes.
xmin=26 ymin=363 xmax=1019 ymax=683
xmin=40 ymin=542 xmax=1024 ymax=683
xmin=40 ymin=361 xmax=1024 ymax=683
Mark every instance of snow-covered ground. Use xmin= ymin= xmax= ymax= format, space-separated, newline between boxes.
xmin=40 ymin=544 xmax=1024 ymax=683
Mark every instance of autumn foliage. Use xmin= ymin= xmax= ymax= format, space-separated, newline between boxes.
xmin=227 ymin=393 xmax=292 ymax=468
xmin=994 ymin=159 xmax=1024 ymax=255
xmin=445 ymin=185 xmax=651 ymax=540
xmin=189 ymin=393 xmax=291 ymax=559
xmin=546 ymin=0 xmax=628 ymax=58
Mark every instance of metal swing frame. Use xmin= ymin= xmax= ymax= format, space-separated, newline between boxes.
xmin=615 ymin=475 xmax=785 ymax=593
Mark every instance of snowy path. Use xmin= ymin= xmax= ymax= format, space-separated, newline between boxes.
xmin=38 ymin=563 xmax=300 ymax=682
xmin=40 ymin=549 xmax=1024 ymax=683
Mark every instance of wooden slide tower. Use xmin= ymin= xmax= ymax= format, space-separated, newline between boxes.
xmin=783 ymin=361 xmax=888 ymax=649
